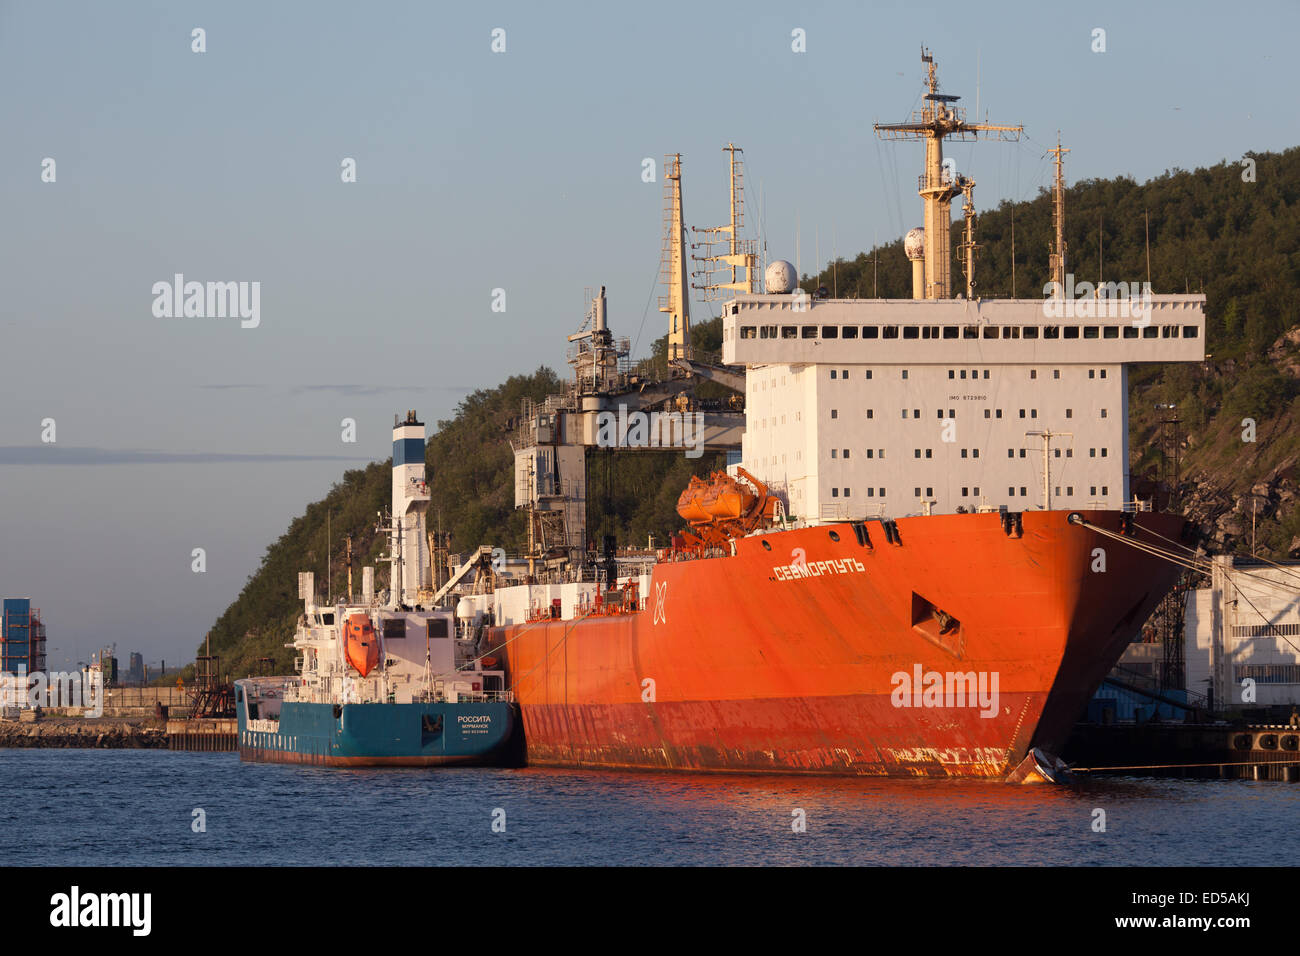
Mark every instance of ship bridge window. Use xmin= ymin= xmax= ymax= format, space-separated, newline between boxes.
xmin=427 ymin=618 xmax=450 ymax=639
xmin=1043 ymin=326 xmax=1060 ymax=339
xmin=983 ymin=326 xmax=999 ymax=339
xmin=1183 ymin=326 xmax=1199 ymax=338
xmin=1064 ymin=326 xmax=1080 ymax=339
xmin=760 ymin=325 xmax=777 ymax=338
xmin=1084 ymin=326 xmax=1099 ymax=339
xmin=903 ymin=326 xmax=920 ymax=339
xmin=1023 ymin=326 xmax=1039 ymax=339
xmin=843 ymin=326 xmax=858 ymax=339
xmin=822 ymin=326 xmax=839 ymax=338
xmin=863 ymin=326 xmax=879 ymax=339
xmin=882 ymin=325 xmax=899 ymax=339
xmin=802 ymin=325 xmax=817 ymax=339
xmin=782 ymin=326 xmax=797 ymax=338
xmin=921 ymin=326 xmax=938 ymax=339
xmin=318 ymin=613 xmax=335 ymax=625
xmin=740 ymin=326 xmax=757 ymax=339
xmin=1120 ymin=326 xmax=1138 ymax=338
xmin=1104 ymin=326 xmax=1119 ymax=339
xmin=1005 ymin=327 xmax=1020 ymax=339
xmin=963 ymin=327 xmax=978 ymax=339
xmin=943 ymin=326 xmax=959 ymax=339
xmin=1143 ymin=326 xmax=1158 ymax=338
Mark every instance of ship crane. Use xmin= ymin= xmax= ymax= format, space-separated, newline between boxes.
xmin=513 ymin=148 xmax=758 ymax=573
xmin=875 ymin=46 xmax=1022 ymax=299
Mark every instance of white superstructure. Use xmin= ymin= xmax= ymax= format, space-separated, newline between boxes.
xmin=722 ymin=294 xmax=1207 ymax=521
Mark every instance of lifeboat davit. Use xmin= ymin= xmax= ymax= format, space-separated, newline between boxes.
xmin=343 ymin=612 xmax=379 ymax=677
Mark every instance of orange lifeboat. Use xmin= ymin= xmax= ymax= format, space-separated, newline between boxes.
xmin=676 ymin=475 xmax=713 ymax=524
xmin=702 ymin=472 xmax=757 ymax=521
xmin=343 ymin=613 xmax=379 ymax=677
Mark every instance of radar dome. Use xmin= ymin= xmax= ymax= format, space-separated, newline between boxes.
xmin=904 ymin=228 xmax=926 ymax=261
xmin=765 ymin=259 xmax=797 ymax=294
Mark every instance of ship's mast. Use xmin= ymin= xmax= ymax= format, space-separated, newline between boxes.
xmin=659 ymin=154 xmax=691 ymax=361
xmin=691 ymin=144 xmax=758 ymax=301
xmin=875 ymin=47 xmax=1022 ymax=299
xmin=1048 ymin=135 xmax=1070 ymax=295
xmin=957 ymin=176 xmax=978 ymax=299
xmin=1025 ymin=429 xmax=1073 ymax=510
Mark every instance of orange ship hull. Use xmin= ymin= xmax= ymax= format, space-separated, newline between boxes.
xmin=493 ymin=510 xmax=1186 ymax=779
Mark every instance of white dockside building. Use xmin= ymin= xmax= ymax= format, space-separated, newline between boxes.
xmin=1185 ymin=556 xmax=1300 ymax=710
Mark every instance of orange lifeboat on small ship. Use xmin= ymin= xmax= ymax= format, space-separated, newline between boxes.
xmin=343 ymin=612 xmax=379 ymax=677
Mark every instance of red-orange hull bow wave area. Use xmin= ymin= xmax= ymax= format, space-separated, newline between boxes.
xmin=493 ymin=510 xmax=1185 ymax=779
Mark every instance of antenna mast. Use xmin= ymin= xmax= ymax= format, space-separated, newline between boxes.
xmin=956 ymin=176 xmax=979 ymax=298
xmin=692 ymin=145 xmax=758 ymax=303
xmin=659 ymin=154 xmax=691 ymax=361
xmin=1048 ymin=135 xmax=1070 ymax=294
xmin=875 ymin=47 xmax=1021 ymax=299
xmin=1025 ymin=429 xmax=1073 ymax=510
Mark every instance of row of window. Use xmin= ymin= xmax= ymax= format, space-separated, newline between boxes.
xmin=827 ymin=367 xmax=1112 ymax=383
xmin=880 ymin=408 xmax=1109 ymax=420
xmin=1008 ymin=447 xmax=1109 ymax=458
xmin=1004 ymin=486 xmax=1109 ymax=497
xmin=823 ymin=485 xmax=1112 ymax=500
xmin=1231 ymin=623 xmax=1300 ymax=638
xmin=739 ymin=323 xmax=1199 ymax=341
xmin=1234 ymin=664 xmax=1300 ymax=684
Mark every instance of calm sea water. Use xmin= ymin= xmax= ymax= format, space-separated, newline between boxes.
xmin=2 ymin=750 xmax=1296 ymax=866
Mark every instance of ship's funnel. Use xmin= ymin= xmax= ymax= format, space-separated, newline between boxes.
xmin=392 ymin=411 xmax=431 ymax=605
xmin=905 ymin=227 xmax=926 ymax=300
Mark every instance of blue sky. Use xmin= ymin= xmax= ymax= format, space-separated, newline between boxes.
xmin=2 ymin=0 xmax=1296 ymax=667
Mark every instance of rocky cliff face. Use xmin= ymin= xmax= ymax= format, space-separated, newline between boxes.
xmin=1137 ymin=326 xmax=1300 ymax=559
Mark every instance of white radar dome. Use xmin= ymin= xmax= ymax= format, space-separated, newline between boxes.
xmin=904 ymin=228 xmax=926 ymax=261
xmin=765 ymin=259 xmax=797 ymax=294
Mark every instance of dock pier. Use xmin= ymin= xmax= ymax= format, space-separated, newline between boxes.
xmin=1065 ymin=722 xmax=1300 ymax=780
xmin=166 ymin=718 xmax=237 ymax=752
